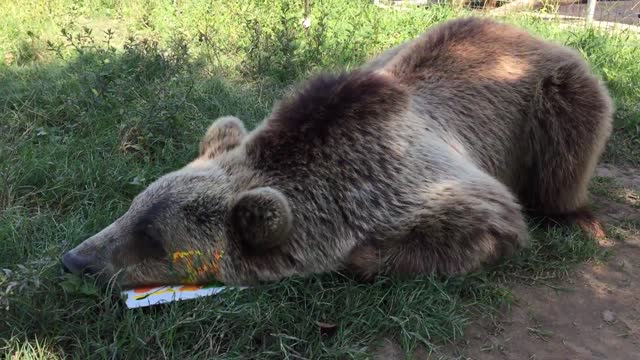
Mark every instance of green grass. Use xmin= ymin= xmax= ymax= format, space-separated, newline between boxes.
xmin=1 ymin=0 xmax=638 ymax=358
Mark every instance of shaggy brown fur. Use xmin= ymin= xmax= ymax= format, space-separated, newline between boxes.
xmin=61 ymin=17 xmax=613 ymax=287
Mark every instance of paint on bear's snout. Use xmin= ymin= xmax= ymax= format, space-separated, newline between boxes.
xmin=169 ymin=249 xmax=225 ymax=283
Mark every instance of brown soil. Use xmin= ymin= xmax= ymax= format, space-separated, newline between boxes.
xmin=439 ymin=164 xmax=640 ymax=360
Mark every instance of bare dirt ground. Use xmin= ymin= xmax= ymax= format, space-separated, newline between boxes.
xmin=438 ymin=164 xmax=640 ymax=360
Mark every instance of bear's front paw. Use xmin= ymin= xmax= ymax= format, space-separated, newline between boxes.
xmin=343 ymin=244 xmax=382 ymax=283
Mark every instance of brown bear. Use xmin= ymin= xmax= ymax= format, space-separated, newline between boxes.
xmin=61 ymin=17 xmax=613 ymax=287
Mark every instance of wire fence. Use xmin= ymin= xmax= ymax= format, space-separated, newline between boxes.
xmin=373 ymin=0 xmax=640 ymax=32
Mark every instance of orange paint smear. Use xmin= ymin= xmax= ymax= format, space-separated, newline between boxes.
xmin=178 ymin=285 xmax=203 ymax=291
xmin=134 ymin=286 xmax=162 ymax=294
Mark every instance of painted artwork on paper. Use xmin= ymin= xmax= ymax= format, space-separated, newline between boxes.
xmin=121 ymin=284 xmax=230 ymax=308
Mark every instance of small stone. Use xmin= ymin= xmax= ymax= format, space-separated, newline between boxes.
xmin=617 ymin=259 xmax=631 ymax=270
xmin=602 ymin=310 xmax=616 ymax=323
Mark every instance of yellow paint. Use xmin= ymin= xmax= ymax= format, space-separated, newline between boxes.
xmin=132 ymin=286 xmax=177 ymax=300
xmin=171 ymin=250 xmax=202 ymax=262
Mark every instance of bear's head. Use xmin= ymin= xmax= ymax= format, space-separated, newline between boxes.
xmin=61 ymin=116 xmax=296 ymax=287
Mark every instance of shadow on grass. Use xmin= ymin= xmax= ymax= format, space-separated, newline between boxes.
xmin=0 ymin=42 xmax=287 ymax=261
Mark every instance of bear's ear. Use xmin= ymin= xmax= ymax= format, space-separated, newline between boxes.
xmin=229 ymin=187 xmax=292 ymax=252
xmin=199 ymin=116 xmax=247 ymax=159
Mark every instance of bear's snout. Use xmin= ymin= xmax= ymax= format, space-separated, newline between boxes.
xmin=61 ymin=251 xmax=97 ymax=276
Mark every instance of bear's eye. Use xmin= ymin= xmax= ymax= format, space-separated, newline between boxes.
xmin=129 ymin=200 xmax=169 ymax=261
xmin=132 ymin=223 xmax=166 ymax=260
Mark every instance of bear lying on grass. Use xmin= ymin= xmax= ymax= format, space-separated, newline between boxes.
xmin=62 ymin=17 xmax=613 ymax=287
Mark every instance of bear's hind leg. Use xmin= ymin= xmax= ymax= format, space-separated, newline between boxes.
xmin=524 ymin=62 xmax=613 ymax=239
xmin=345 ymin=178 xmax=529 ymax=279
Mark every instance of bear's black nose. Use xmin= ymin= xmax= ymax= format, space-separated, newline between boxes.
xmin=61 ymin=251 xmax=96 ymax=275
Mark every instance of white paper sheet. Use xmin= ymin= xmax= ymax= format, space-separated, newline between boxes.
xmin=121 ymin=284 xmax=238 ymax=308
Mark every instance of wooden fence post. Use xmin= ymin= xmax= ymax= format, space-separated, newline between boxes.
xmin=586 ymin=0 xmax=597 ymax=22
